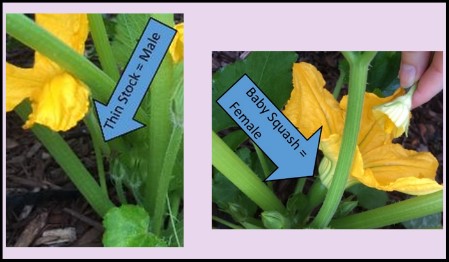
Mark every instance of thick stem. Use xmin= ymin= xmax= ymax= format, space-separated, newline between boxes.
xmin=310 ymin=52 xmax=377 ymax=228
xmin=212 ymin=132 xmax=286 ymax=213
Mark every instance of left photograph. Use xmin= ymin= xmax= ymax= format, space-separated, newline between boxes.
xmin=5 ymin=14 xmax=184 ymax=247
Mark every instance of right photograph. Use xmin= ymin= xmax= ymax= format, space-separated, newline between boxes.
xmin=212 ymin=51 xmax=443 ymax=229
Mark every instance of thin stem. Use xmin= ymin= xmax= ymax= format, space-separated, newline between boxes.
xmin=252 ymin=143 xmax=273 ymax=190
xmin=151 ymin=126 xmax=183 ymax=235
xmin=212 ymin=216 xmax=244 ymax=229
xmin=333 ymin=69 xmax=346 ymax=99
xmin=84 ymin=110 xmax=109 ymax=196
xmin=87 ymin=14 xmax=120 ymax=81
xmin=114 ymin=179 xmax=128 ymax=204
xmin=169 ymin=193 xmax=182 ymax=220
xmin=212 ymin=131 xmax=286 ymax=213
xmin=310 ymin=52 xmax=377 ymax=228
xmin=330 ymin=191 xmax=443 ymax=229
xmin=293 ymin=178 xmax=307 ymax=194
xmin=166 ymin=195 xmax=181 ymax=247
xmin=15 ymin=102 xmax=114 ymax=217
xmin=253 ymin=144 xmax=271 ymax=179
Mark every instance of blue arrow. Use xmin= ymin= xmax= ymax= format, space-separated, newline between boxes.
xmin=217 ymin=75 xmax=322 ymax=181
xmin=94 ymin=18 xmax=176 ymax=141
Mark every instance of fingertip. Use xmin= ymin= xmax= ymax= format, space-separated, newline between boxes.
xmin=400 ymin=52 xmax=432 ymax=87
xmin=399 ymin=63 xmax=416 ymax=88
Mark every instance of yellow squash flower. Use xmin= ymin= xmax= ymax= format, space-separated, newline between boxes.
xmin=169 ymin=23 xmax=184 ymax=63
xmin=283 ymin=62 xmax=442 ymax=195
xmin=6 ymin=14 xmax=90 ymax=131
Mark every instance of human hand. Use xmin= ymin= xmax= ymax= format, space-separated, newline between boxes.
xmin=399 ymin=51 xmax=443 ymax=108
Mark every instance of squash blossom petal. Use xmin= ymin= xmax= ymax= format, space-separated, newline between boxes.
xmin=283 ymin=62 xmax=442 ymax=195
xmin=6 ymin=14 xmax=89 ymax=132
xmin=169 ymin=23 xmax=184 ymax=63
xmin=372 ymin=84 xmax=416 ymax=137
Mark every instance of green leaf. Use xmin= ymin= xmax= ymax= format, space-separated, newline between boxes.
xmin=111 ymin=14 xmax=151 ymax=68
xmin=103 ymin=205 xmax=167 ymax=247
xmin=402 ymin=213 xmax=442 ymax=229
xmin=212 ymin=51 xmax=298 ymax=133
xmin=347 ymin=183 xmax=388 ymax=210
xmin=111 ymin=14 xmax=174 ymax=69
xmin=366 ymin=52 xmax=401 ymax=96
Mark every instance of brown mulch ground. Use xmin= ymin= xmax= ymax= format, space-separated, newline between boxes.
xmin=6 ymin=113 xmax=104 ymax=247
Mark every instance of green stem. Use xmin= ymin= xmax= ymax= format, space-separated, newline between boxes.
xmin=330 ymin=191 xmax=443 ymax=229
xmin=241 ymin=218 xmax=264 ymax=229
xmin=15 ymin=102 xmax=114 ymax=217
xmin=151 ymin=127 xmax=183 ymax=235
xmin=253 ymin=143 xmax=273 ymax=190
xmin=310 ymin=52 xmax=377 ymax=228
xmin=6 ymin=14 xmax=132 ymax=152
xmin=143 ymin=56 xmax=175 ymax=215
xmin=87 ymin=14 xmax=120 ymax=81
xmin=166 ymin=195 xmax=181 ymax=247
xmin=293 ymin=178 xmax=307 ymax=194
xmin=342 ymin=51 xmax=357 ymax=62
xmin=84 ymin=110 xmax=109 ymax=196
xmin=253 ymin=144 xmax=270 ymax=179
xmin=332 ymin=68 xmax=346 ymax=99
xmin=169 ymin=193 xmax=182 ymax=220
xmin=212 ymin=216 xmax=244 ymax=229
xmin=115 ymin=179 xmax=128 ymax=204
xmin=212 ymin=132 xmax=286 ymax=213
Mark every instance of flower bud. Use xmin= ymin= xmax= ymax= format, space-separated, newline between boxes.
xmin=373 ymin=85 xmax=416 ymax=137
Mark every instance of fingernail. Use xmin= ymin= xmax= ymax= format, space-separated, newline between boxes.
xmin=399 ymin=64 xmax=416 ymax=88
